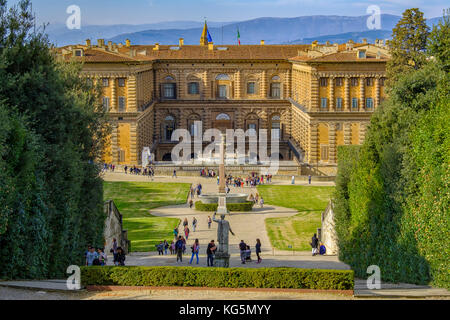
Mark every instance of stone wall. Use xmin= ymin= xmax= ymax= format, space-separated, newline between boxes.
xmin=320 ymin=201 xmax=338 ymax=255
xmin=104 ymin=200 xmax=130 ymax=254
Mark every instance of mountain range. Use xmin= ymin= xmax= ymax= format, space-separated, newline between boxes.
xmin=48 ymin=15 xmax=442 ymax=47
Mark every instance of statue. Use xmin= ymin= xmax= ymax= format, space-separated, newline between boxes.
xmin=212 ymin=212 xmax=234 ymax=267
xmin=212 ymin=212 xmax=235 ymax=254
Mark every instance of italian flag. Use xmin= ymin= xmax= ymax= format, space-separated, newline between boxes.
xmin=237 ymin=28 xmax=241 ymax=45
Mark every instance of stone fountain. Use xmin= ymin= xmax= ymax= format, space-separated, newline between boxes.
xmin=198 ymin=134 xmax=248 ymax=207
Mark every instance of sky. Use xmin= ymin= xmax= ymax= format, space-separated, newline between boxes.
xmin=8 ymin=0 xmax=448 ymax=26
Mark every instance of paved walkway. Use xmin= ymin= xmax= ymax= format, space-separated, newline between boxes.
xmin=103 ymin=171 xmax=347 ymax=270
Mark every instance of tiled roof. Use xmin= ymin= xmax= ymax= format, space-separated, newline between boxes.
xmin=290 ymin=51 xmax=389 ymax=63
xmin=60 ymin=48 xmax=148 ymax=63
xmin=117 ymin=44 xmax=312 ymax=61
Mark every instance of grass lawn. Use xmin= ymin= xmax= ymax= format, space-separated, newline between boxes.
xmin=257 ymin=185 xmax=335 ymax=251
xmin=103 ymin=181 xmax=191 ymax=252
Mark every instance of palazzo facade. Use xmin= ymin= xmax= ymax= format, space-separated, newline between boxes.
xmin=58 ymin=26 xmax=389 ymax=172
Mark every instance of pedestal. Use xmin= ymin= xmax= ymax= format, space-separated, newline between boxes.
xmin=217 ymin=194 xmax=229 ymax=215
xmin=213 ymin=252 xmax=230 ymax=268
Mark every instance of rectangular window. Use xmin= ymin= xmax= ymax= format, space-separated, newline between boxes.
xmin=218 ymin=85 xmax=227 ymax=98
xmin=366 ymin=78 xmax=373 ymax=86
xmin=366 ymin=98 xmax=374 ymax=109
xmin=336 ymin=123 xmax=342 ymax=131
xmin=352 ymin=98 xmax=358 ymax=109
xmin=102 ymin=97 xmax=110 ymax=112
xmin=336 ymin=98 xmax=343 ymax=110
xmin=335 ymin=78 xmax=343 ymax=86
xmin=321 ymin=98 xmax=328 ymax=109
xmin=247 ymin=82 xmax=255 ymax=94
xmin=320 ymin=78 xmax=328 ymax=87
xmin=102 ymin=78 xmax=109 ymax=87
xmin=271 ymin=83 xmax=281 ymax=98
xmin=351 ymin=78 xmax=359 ymax=86
xmin=188 ymin=82 xmax=199 ymax=95
xmin=380 ymin=77 xmax=386 ymax=86
xmin=118 ymin=78 xmax=126 ymax=87
xmin=190 ymin=123 xmax=199 ymax=137
xmin=163 ymin=83 xmax=176 ymax=99
xmin=118 ymin=97 xmax=126 ymax=112
xmin=118 ymin=149 xmax=125 ymax=162
xmin=320 ymin=145 xmax=329 ymax=161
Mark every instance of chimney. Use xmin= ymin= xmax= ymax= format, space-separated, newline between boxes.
xmin=108 ymin=41 xmax=113 ymax=51
xmin=260 ymin=40 xmax=265 ymax=45
xmin=311 ymin=40 xmax=318 ymax=49
xmin=179 ymin=38 xmax=184 ymax=46
xmin=346 ymin=40 xmax=354 ymax=51
xmin=125 ymin=39 xmax=131 ymax=47
xmin=362 ymin=38 xmax=367 ymax=44
xmin=208 ymin=42 xmax=214 ymax=51
xmin=153 ymin=43 xmax=160 ymax=51
xmin=85 ymin=39 xmax=91 ymax=47
xmin=325 ymin=41 xmax=330 ymax=46
xmin=97 ymin=39 xmax=105 ymax=48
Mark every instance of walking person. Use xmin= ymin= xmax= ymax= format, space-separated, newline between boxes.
xmin=206 ymin=240 xmax=217 ymax=267
xmin=189 ymin=239 xmax=200 ymax=265
xmin=175 ymin=236 xmax=184 ymax=262
xmin=308 ymin=175 xmax=312 ymax=185
xmin=164 ymin=240 xmax=169 ymax=255
xmin=239 ymin=240 xmax=247 ymax=264
xmin=259 ymin=197 xmax=264 ymax=208
xmin=311 ymin=233 xmax=319 ymax=256
xmin=173 ymin=169 xmax=177 ymax=178
xmin=111 ymin=238 xmax=118 ymax=264
xmin=116 ymin=247 xmax=126 ymax=266
xmin=156 ymin=241 xmax=164 ymax=255
xmin=255 ymin=239 xmax=262 ymax=263
xmin=173 ymin=227 xmax=179 ymax=239
xmin=184 ymin=225 xmax=190 ymax=240
xmin=207 ymin=216 xmax=212 ymax=229
xmin=192 ymin=217 xmax=197 ymax=232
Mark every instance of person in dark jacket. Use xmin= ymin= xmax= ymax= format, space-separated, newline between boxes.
xmin=175 ymin=236 xmax=184 ymax=262
xmin=255 ymin=239 xmax=262 ymax=263
xmin=311 ymin=234 xmax=319 ymax=256
xmin=239 ymin=240 xmax=247 ymax=264
xmin=116 ymin=247 xmax=126 ymax=266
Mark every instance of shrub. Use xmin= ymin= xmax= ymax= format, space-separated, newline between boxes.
xmin=195 ymin=201 xmax=254 ymax=212
xmin=81 ymin=266 xmax=354 ymax=290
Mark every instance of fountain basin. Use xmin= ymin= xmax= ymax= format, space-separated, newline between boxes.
xmin=198 ymin=193 xmax=248 ymax=204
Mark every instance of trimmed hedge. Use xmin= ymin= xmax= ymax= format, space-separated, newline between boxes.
xmin=195 ymin=201 xmax=254 ymax=212
xmin=81 ymin=266 xmax=354 ymax=290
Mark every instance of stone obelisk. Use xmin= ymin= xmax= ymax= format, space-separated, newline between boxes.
xmin=217 ymin=133 xmax=228 ymax=215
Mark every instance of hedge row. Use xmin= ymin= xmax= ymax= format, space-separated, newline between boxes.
xmin=81 ymin=266 xmax=354 ymax=290
xmin=195 ymin=201 xmax=254 ymax=212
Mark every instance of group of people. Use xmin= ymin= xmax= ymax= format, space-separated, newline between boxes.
xmin=310 ymin=233 xmax=326 ymax=256
xmin=200 ymin=168 xmax=216 ymax=177
xmin=124 ymin=165 xmax=155 ymax=177
xmin=239 ymin=239 xmax=262 ymax=264
xmin=102 ymin=163 xmax=116 ymax=172
xmin=85 ymin=238 xmax=126 ymax=266
xmin=248 ymin=193 xmax=264 ymax=208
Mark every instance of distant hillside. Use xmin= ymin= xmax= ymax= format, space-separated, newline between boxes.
xmin=285 ymin=30 xmax=393 ymax=44
xmin=46 ymin=21 xmax=234 ymax=46
xmin=48 ymin=15 xmax=443 ymax=46
xmin=109 ymin=14 xmax=403 ymax=45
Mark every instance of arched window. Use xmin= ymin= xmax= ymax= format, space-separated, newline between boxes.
xmin=271 ymin=115 xmax=281 ymax=139
xmin=162 ymin=115 xmax=176 ymax=141
xmin=215 ymin=74 xmax=230 ymax=81
xmin=162 ymin=76 xmax=176 ymax=99
xmin=270 ymin=75 xmax=281 ymax=98
xmin=216 ymin=113 xmax=231 ymax=121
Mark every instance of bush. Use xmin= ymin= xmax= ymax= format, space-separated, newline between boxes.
xmin=81 ymin=266 xmax=354 ymax=290
xmin=195 ymin=201 xmax=254 ymax=212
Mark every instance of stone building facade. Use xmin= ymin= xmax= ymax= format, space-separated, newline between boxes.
xmin=58 ymin=28 xmax=389 ymax=173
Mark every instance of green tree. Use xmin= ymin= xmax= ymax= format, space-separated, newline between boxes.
xmin=0 ymin=0 xmax=109 ymax=279
xmin=387 ymin=8 xmax=429 ymax=84
xmin=428 ymin=9 xmax=450 ymax=71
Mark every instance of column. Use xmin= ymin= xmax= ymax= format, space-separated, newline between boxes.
xmin=359 ymin=122 xmax=367 ymax=145
xmin=344 ymin=76 xmax=350 ymax=111
xmin=375 ymin=77 xmax=381 ymax=108
xmin=343 ymin=123 xmax=351 ymax=145
xmin=329 ymin=77 xmax=335 ymax=111
xmin=359 ymin=77 xmax=365 ymax=111
xmin=111 ymin=123 xmax=119 ymax=163
xmin=261 ymin=70 xmax=267 ymax=98
xmin=235 ymin=70 xmax=241 ymax=99
xmin=309 ymin=123 xmax=319 ymax=163
xmin=311 ymin=75 xmax=319 ymax=112
xmin=328 ymin=123 xmax=337 ymax=163
xmin=127 ymin=75 xmax=138 ymax=112
xmin=130 ymin=123 xmax=138 ymax=164
xmin=111 ymin=77 xmax=117 ymax=112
